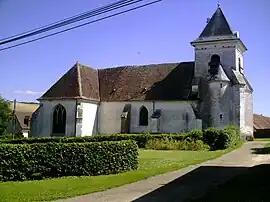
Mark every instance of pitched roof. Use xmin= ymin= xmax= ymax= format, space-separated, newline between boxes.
xmin=40 ymin=62 xmax=195 ymax=101
xmin=98 ymin=62 xmax=195 ymax=101
xmin=253 ymin=114 xmax=270 ymax=129
xmin=199 ymin=7 xmax=234 ymax=38
xmin=9 ymin=102 xmax=39 ymax=130
xmin=39 ymin=63 xmax=100 ymax=101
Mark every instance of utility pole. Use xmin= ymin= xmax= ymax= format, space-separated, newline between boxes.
xmin=12 ymin=99 xmax=16 ymax=140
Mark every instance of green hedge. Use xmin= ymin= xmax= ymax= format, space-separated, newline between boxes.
xmin=203 ymin=125 xmax=241 ymax=150
xmin=0 ymin=132 xmax=202 ymax=148
xmin=0 ymin=140 xmax=138 ymax=182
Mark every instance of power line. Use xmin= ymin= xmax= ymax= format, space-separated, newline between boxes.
xmin=0 ymin=0 xmax=161 ymax=52
xmin=0 ymin=0 xmax=134 ymax=41
xmin=0 ymin=0 xmax=143 ymax=45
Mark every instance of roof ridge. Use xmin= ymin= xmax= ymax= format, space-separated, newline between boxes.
xmin=76 ymin=63 xmax=83 ymax=98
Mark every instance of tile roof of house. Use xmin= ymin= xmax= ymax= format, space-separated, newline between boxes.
xmin=253 ymin=114 xmax=270 ymax=129
xmin=9 ymin=102 xmax=39 ymax=130
xmin=199 ymin=7 xmax=234 ymax=38
xmin=39 ymin=62 xmax=195 ymax=101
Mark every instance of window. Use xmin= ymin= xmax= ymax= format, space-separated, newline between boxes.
xmin=208 ymin=54 xmax=221 ymax=76
xmin=139 ymin=106 xmax=148 ymax=126
xmin=24 ymin=116 xmax=30 ymax=126
xmin=239 ymin=57 xmax=243 ymax=74
xmin=52 ymin=104 xmax=66 ymax=134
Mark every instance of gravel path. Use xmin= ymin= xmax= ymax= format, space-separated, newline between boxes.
xmin=54 ymin=141 xmax=270 ymax=202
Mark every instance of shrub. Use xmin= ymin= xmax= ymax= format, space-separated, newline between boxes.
xmin=203 ymin=125 xmax=241 ymax=150
xmin=186 ymin=129 xmax=203 ymax=141
xmin=0 ymin=131 xmax=204 ymax=148
xmin=0 ymin=140 xmax=138 ymax=182
xmin=223 ymin=125 xmax=241 ymax=147
xmin=246 ymin=135 xmax=254 ymax=141
xmin=145 ymin=138 xmax=209 ymax=151
xmin=0 ymin=133 xmax=23 ymax=140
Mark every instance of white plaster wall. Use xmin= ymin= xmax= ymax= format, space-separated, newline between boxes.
xmin=243 ymin=88 xmax=253 ymax=136
xmin=98 ymin=101 xmax=200 ymax=134
xmin=22 ymin=131 xmax=28 ymax=138
xmin=79 ymin=101 xmax=98 ymax=136
xmin=37 ymin=100 xmax=76 ymax=137
xmin=194 ymin=42 xmax=237 ymax=78
xmin=99 ymin=101 xmax=152 ymax=134
xmin=239 ymin=87 xmax=246 ymax=132
xmin=155 ymin=101 xmax=198 ymax=133
xmin=208 ymin=81 xmax=231 ymax=129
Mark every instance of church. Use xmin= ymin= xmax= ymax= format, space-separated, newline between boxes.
xmin=31 ymin=6 xmax=253 ymax=138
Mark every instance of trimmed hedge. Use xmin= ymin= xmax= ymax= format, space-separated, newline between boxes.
xmin=0 ymin=132 xmax=202 ymax=148
xmin=0 ymin=140 xmax=138 ymax=181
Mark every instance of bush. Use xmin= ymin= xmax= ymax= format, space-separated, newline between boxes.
xmin=246 ymin=135 xmax=254 ymax=141
xmin=145 ymin=137 xmax=209 ymax=151
xmin=0 ymin=133 xmax=23 ymax=140
xmin=203 ymin=125 xmax=241 ymax=150
xmin=0 ymin=131 xmax=204 ymax=148
xmin=0 ymin=140 xmax=138 ymax=182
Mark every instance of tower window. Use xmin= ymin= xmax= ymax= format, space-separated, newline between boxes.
xmin=220 ymin=83 xmax=223 ymax=88
xmin=239 ymin=57 xmax=243 ymax=74
xmin=220 ymin=114 xmax=223 ymax=120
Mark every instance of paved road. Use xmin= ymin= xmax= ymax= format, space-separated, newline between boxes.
xmin=54 ymin=141 xmax=270 ymax=202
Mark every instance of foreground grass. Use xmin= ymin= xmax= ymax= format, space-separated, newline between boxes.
xmin=254 ymin=138 xmax=270 ymax=141
xmin=193 ymin=164 xmax=270 ymax=202
xmin=0 ymin=144 xmax=242 ymax=202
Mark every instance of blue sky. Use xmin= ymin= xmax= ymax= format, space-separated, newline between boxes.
xmin=0 ymin=0 xmax=269 ymax=115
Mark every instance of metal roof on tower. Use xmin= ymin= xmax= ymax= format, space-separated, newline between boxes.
xmin=199 ymin=7 xmax=234 ymax=37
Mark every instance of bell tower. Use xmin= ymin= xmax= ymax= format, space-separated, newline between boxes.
xmin=190 ymin=6 xmax=247 ymax=80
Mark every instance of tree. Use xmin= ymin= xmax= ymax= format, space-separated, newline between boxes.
xmin=0 ymin=95 xmax=12 ymax=135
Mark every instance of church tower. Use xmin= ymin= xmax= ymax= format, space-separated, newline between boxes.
xmin=190 ymin=5 xmax=253 ymax=136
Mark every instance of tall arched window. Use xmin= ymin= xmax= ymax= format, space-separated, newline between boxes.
xmin=139 ymin=106 xmax=148 ymax=126
xmin=52 ymin=104 xmax=66 ymax=134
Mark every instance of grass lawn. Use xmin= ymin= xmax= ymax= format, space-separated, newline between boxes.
xmin=0 ymin=145 xmax=241 ymax=202
xmin=254 ymin=138 xmax=270 ymax=141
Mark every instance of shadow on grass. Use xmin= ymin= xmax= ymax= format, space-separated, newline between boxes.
xmin=251 ymin=147 xmax=270 ymax=154
xmin=132 ymin=164 xmax=270 ymax=202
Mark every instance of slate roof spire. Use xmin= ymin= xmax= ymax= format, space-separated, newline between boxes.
xmin=199 ymin=6 xmax=234 ymax=38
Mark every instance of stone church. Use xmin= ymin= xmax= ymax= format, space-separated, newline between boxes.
xmin=31 ymin=6 xmax=253 ymax=138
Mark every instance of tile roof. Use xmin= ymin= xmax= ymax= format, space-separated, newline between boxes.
xmin=253 ymin=114 xmax=270 ymax=129
xmin=39 ymin=63 xmax=100 ymax=101
xmin=199 ymin=7 xmax=234 ymax=38
xmin=99 ymin=62 xmax=195 ymax=101
xmin=39 ymin=62 xmax=195 ymax=101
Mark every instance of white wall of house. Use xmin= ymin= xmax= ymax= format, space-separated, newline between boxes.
xmin=77 ymin=100 xmax=98 ymax=136
xmin=98 ymin=101 xmax=201 ymax=134
xmin=36 ymin=100 xmax=76 ymax=137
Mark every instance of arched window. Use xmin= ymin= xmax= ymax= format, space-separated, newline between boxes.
xmin=210 ymin=54 xmax=221 ymax=64
xmin=139 ymin=106 xmax=148 ymax=126
xmin=208 ymin=54 xmax=221 ymax=77
xmin=52 ymin=104 xmax=66 ymax=134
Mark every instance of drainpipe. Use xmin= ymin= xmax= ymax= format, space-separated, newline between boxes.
xmin=74 ymin=99 xmax=77 ymax=137
xmin=152 ymin=100 xmax=155 ymax=112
